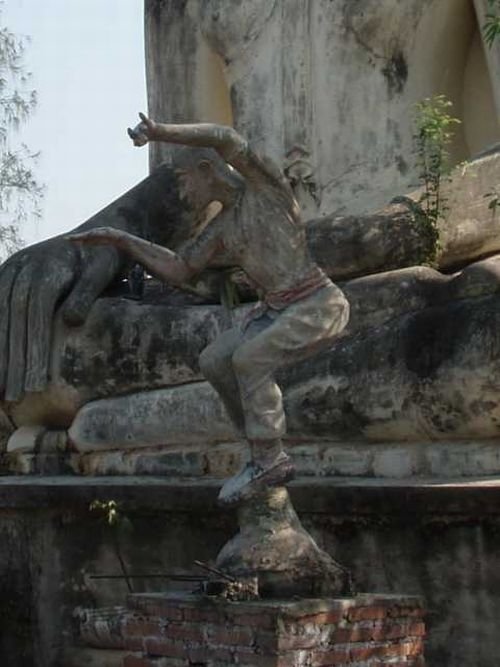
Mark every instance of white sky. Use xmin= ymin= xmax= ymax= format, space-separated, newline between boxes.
xmin=3 ymin=0 xmax=148 ymax=245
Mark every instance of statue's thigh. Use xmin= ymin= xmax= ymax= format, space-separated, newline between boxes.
xmin=199 ymin=326 xmax=243 ymax=376
xmin=233 ymin=290 xmax=347 ymax=375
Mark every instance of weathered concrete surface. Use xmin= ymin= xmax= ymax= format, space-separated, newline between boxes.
xmin=11 ymin=439 xmax=499 ymax=480
xmin=1 ymin=476 xmax=500 ymax=666
xmin=63 ymin=648 xmax=127 ymax=667
xmin=66 ymin=287 xmax=500 ymax=451
xmin=4 ymin=0 xmax=500 ymax=439
xmin=0 ymin=162 xmax=198 ymax=406
xmin=69 ymin=382 xmax=234 ymax=451
xmin=284 ymin=292 xmax=500 ymax=442
xmin=7 ymin=301 xmax=234 ymax=428
xmin=309 ymin=152 xmax=500 ymax=280
xmin=0 ymin=250 xmax=497 ymax=447
xmin=146 ymin=0 xmax=500 ymax=217
xmin=0 ymin=406 xmax=13 ymax=452
xmin=7 ymin=430 xmax=500 ymax=479
xmin=0 ymin=505 xmax=62 ymax=667
xmin=0 ymin=266 xmax=420 ymax=428
xmin=437 ymin=155 xmax=500 ymax=269
xmin=2 ymin=149 xmax=500 ymax=430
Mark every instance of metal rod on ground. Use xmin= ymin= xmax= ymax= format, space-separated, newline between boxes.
xmin=89 ymin=574 xmax=206 ymax=581
xmin=194 ymin=560 xmax=236 ymax=582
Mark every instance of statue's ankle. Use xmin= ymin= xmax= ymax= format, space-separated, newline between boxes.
xmin=249 ymin=438 xmax=284 ymax=468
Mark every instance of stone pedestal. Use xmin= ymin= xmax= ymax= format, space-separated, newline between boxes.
xmin=215 ymin=487 xmax=351 ymax=598
xmin=75 ymin=592 xmax=425 ymax=666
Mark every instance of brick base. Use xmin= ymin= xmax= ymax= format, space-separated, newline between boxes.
xmin=77 ymin=592 xmax=425 ymax=666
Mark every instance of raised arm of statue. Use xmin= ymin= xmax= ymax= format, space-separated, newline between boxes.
xmin=128 ymin=113 xmax=242 ymax=155
xmin=129 ymin=114 xmax=290 ymax=192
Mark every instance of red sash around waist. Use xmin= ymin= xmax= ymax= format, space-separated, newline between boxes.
xmin=263 ymin=267 xmax=332 ymax=310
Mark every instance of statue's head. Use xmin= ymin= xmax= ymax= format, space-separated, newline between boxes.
xmin=172 ymin=147 xmax=244 ymax=217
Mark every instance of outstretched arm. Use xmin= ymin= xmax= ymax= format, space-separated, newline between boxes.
xmin=66 ymin=227 xmax=193 ymax=286
xmin=129 ymin=113 xmax=287 ymax=188
xmin=129 ymin=113 xmax=244 ymax=161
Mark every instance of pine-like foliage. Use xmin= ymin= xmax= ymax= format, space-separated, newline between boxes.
xmin=0 ymin=10 xmax=43 ymax=262
xmin=484 ymin=0 xmax=500 ymax=47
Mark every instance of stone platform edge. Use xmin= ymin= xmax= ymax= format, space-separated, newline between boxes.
xmin=7 ymin=437 xmax=500 ymax=480
xmin=1 ymin=475 xmax=500 ymax=517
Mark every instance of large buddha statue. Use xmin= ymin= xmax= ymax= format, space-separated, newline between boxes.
xmin=1 ymin=0 xmax=500 ymax=479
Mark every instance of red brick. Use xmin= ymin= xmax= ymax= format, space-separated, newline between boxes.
xmin=294 ymin=611 xmax=343 ymax=625
xmin=254 ymin=629 xmax=279 ymax=651
xmin=348 ymin=638 xmax=424 ymax=662
xmin=165 ymin=621 xmax=205 ymax=643
xmin=276 ymin=653 xmax=310 ymax=667
xmin=234 ymin=649 xmax=281 ymax=667
xmin=349 ymin=643 xmax=389 ymax=661
xmin=310 ymin=646 xmax=351 ymax=665
xmin=207 ymin=623 xmax=255 ymax=646
xmin=123 ymin=656 xmax=170 ymax=667
xmin=332 ymin=625 xmax=366 ymax=643
xmin=402 ymin=638 xmax=425 ymax=657
xmin=123 ymin=635 xmax=145 ymax=652
xmin=123 ymin=597 xmax=425 ymax=666
xmin=144 ymin=636 xmax=187 ymax=658
xmin=182 ymin=605 xmax=221 ymax=623
xmin=347 ymin=605 xmax=388 ymax=622
xmin=123 ymin=657 xmax=150 ymax=667
xmin=278 ymin=631 xmax=326 ymax=651
xmin=184 ymin=644 xmax=233 ymax=664
xmin=365 ymin=638 xmax=424 ymax=660
xmin=388 ymin=605 xmax=426 ymax=619
xmin=332 ymin=620 xmax=426 ymax=643
xmin=123 ymin=619 xmax=165 ymax=638
xmin=379 ymin=621 xmax=426 ymax=641
xmin=232 ymin=611 xmax=277 ymax=629
xmin=128 ymin=597 xmax=183 ymax=621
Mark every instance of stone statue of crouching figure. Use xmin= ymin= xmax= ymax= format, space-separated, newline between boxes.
xmin=67 ymin=114 xmax=350 ymax=505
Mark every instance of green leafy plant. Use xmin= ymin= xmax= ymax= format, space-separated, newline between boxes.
xmin=413 ymin=95 xmax=461 ymax=265
xmin=90 ymin=499 xmax=134 ymax=592
xmin=484 ymin=0 xmax=500 ymax=47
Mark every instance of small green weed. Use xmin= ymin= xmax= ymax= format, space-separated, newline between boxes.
xmin=413 ymin=95 xmax=461 ymax=265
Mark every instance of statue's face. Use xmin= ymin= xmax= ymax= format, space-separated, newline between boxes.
xmin=176 ymin=158 xmax=241 ymax=220
xmin=175 ymin=166 xmax=215 ymax=216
